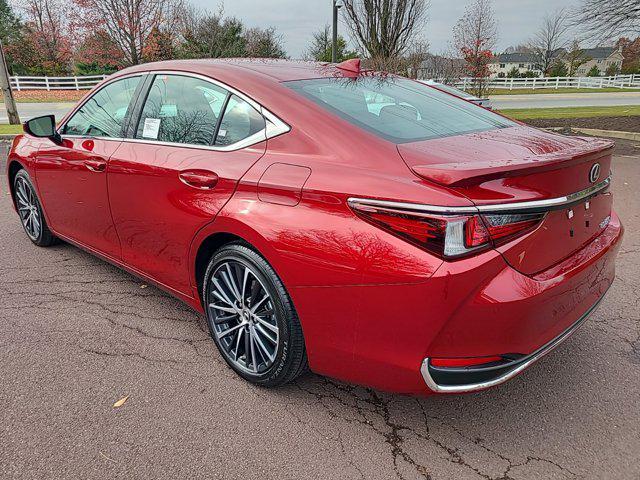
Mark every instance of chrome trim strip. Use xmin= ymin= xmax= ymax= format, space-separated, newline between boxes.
xmin=347 ymin=176 xmax=611 ymax=216
xmin=420 ymin=292 xmax=606 ymax=393
xmin=347 ymin=198 xmax=478 ymax=215
xmin=475 ymin=176 xmax=611 ymax=213
xmin=57 ymin=70 xmax=291 ymax=152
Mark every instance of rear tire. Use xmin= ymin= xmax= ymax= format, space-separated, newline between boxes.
xmin=13 ymin=170 xmax=57 ymax=247
xmin=203 ymin=243 xmax=308 ymax=387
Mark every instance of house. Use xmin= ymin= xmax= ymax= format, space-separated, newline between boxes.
xmin=570 ymin=47 xmax=624 ymax=75
xmin=489 ymin=52 xmax=542 ymax=78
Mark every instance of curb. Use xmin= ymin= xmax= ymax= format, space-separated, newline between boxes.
xmin=568 ymin=128 xmax=640 ymax=141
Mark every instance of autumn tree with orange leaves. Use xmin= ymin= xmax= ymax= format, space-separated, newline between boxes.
xmin=453 ymin=0 xmax=497 ymax=98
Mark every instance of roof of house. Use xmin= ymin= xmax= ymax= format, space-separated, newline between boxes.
xmin=581 ymin=47 xmax=617 ymax=59
xmin=492 ymin=52 xmax=538 ymax=64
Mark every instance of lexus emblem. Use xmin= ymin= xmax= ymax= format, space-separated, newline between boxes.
xmin=589 ymin=163 xmax=601 ymax=183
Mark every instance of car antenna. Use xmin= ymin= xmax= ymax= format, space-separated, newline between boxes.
xmin=336 ymin=58 xmax=361 ymax=74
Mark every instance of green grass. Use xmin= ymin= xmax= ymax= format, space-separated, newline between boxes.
xmin=0 ymin=124 xmax=23 ymax=134
xmin=499 ymin=105 xmax=640 ymax=120
xmin=490 ymin=87 xmax=640 ymax=96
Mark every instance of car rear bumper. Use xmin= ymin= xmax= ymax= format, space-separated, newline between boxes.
xmin=293 ymin=210 xmax=623 ymax=395
xmin=420 ymin=290 xmax=607 ymax=393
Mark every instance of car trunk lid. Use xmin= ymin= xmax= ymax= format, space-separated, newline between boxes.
xmin=397 ymin=125 xmax=614 ymax=275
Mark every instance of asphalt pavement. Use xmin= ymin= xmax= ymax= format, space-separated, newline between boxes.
xmin=490 ymin=91 xmax=640 ymax=110
xmin=1 ymin=140 xmax=639 ymax=479
xmin=0 ymin=102 xmax=75 ymax=123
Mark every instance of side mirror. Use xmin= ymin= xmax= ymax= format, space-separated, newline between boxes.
xmin=23 ymin=115 xmax=62 ymax=144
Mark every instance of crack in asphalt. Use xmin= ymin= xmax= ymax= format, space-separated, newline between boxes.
xmin=290 ymin=378 xmax=580 ymax=480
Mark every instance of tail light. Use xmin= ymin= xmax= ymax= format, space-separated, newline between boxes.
xmin=349 ymin=200 xmax=545 ymax=259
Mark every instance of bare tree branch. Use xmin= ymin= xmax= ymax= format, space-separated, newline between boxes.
xmin=528 ymin=9 xmax=570 ymax=76
xmin=341 ymin=0 xmax=429 ymax=60
xmin=453 ymin=0 xmax=497 ymax=97
xmin=571 ymin=0 xmax=640 ymax=41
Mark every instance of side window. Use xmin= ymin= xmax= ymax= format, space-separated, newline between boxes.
xmin=136 ymin=75 xmax=227 ymax=146
xmin=214 ymin=95 xmax=266 ymax=147
xmin=62 ymin=76 xmax=141 ymax=138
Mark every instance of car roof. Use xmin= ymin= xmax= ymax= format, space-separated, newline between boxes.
xmin=115 ymin=58 xmax=346 ymax=84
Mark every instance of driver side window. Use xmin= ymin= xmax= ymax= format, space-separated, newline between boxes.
xmin=62 ymin=76 xmax=141 ymax=138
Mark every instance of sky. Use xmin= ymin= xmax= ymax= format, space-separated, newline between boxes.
xmin=195 ymin=0 xmax=582 ymax=59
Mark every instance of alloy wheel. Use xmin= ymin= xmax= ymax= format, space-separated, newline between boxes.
xmin=207 ymin=260 xmax=280 ymax=374
xmin=15 ymin=177 xmax=41 ymax=240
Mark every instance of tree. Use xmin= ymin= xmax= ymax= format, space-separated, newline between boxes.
xmin=341 ymin=0 xmax=428 ymax=64
xmin=529 ymin=9 xmax=569 ymax=76
xmin=453 ymin=0 xmax=497 ymax=98
xmin=305 ymin=25 xmax=356 ymax=62
xmin=564 ymin=41 xmax=590 ymax=76
xmin=176 ymin=7 xmax=246 ymax=59
xmin=616 ymin=37 xmax=640 ymax=74
xmin=0 ymin=0 xmax=24 ymax=73
xmin=142 ymin=26 xmax=174 ymax=62
xmin=19 ymin=0 xmax=72 ymax=74
xmin=605 ymin=63 xmax=619 ymax=76
xmin=571 ymin=0 xmax=639 ymax=40
xmin=73 ymin=0 xmax=178 ymax=65
xmin=420 ymin=51 xmax=465 ymax=82
xmin=404 ymin=40 xmax=430 ymax=78
xmin=74 ymin=29 xmax=122 ymax=74
xmin=506 ymin=66 xmax=520 ymax=77
xmin=243 ymin=27 xmax=286 ymax=58
xmin=587 ymin=64 xmax=600 ymax=76
xmin=0 ymin=0 xmax=21 ymax=45
xmin=549 ymin=58 xmax=568 ymax=77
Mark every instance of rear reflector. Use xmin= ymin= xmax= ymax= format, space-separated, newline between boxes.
xmin=430 ymin=356 xmax=504 ymax=368
xmin=349 ymin=200 xmax=545 ymax=259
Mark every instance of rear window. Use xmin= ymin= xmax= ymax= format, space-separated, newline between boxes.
xmin=285 ymin=77 xmax=514 ymax=144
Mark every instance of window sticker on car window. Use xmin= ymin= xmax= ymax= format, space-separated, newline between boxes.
xmin=159 ymin=104 xmax=177 ymax=117
xmin=218 ymin=129 xmax=227 ymax=137
xmin=142 ymin=118 xmax=161 ymax=139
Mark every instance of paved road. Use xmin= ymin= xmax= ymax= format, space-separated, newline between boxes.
xmin=0 ymin=102 xmax=75 ymax=123
xmin=1 ymin=141 xmax=639 ymax=479
xmin=491 ymin=91 xmax=640 ymax=110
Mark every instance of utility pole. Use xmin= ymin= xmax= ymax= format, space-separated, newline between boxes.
xmin=332 ymin=0 xmax=343 ymax=63
xmin=0 ymin=40 xmax=19 ymax=125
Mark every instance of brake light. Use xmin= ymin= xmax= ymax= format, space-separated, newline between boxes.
xmin=481 ymin=214 xmax=543 ymax=246
xmin=349 ymin=200 xmax=545 ymax=259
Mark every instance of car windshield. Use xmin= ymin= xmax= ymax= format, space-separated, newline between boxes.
xmin=285 ymin=76 xmax=513 ymax=144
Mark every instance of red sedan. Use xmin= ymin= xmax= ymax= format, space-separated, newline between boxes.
xmin=7 ymin=59 xmax=622 ymax=394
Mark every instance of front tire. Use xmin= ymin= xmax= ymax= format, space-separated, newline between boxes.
xmin=13 ymin=170 xmax=57 ymax=247
xmin=203 ymin=243 xmax=308 ymax=387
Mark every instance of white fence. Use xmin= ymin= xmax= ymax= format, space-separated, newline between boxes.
xmin=9 ymin=75 xmax=108 ymax=91
xmin=454 ymin=74 xmax=640 ymax=91
xmin=8 ymin=73 xmax=640 ymax=92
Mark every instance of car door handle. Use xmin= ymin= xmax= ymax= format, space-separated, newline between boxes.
xmin=179 ymin=170 xmax=219 ymax=190
xmin=84 ymin=158 xmax=107 ymax=172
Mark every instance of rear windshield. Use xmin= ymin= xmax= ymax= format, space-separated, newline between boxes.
xmin=285 ymin=76 xmax=514 ymax=144
xmin=429 ymin=82 xmax=472 ymax=99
